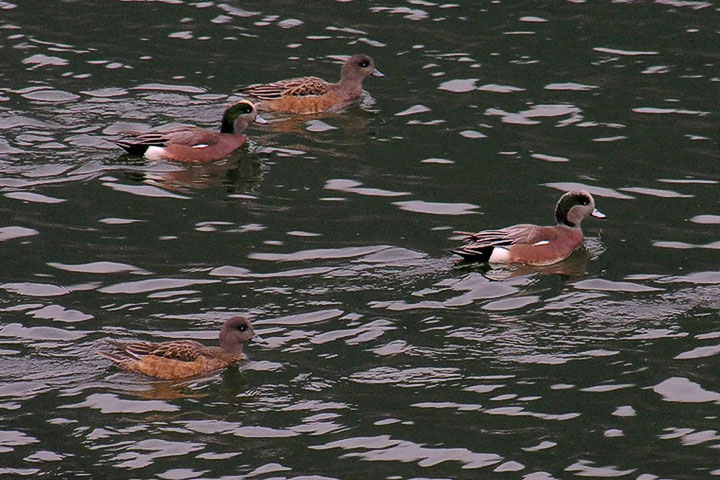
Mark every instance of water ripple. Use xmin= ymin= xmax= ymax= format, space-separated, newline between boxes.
xmin=98 ymin=278 xmax=219 ymax=295
xmin=249 ymin=245 xmax=390 ymax=262
xmin=62 ymin=393 xmax=180 ymax=414
xmin=392 ymin=200 xmax=479 ymax=216
xmin=0 ymin=323 xmax=88 ymax=341
xmin=653 ymin=377 xmax=720 ymax=404
xmin=0 ymin=226 xmax=38 ymax=242
xmin=311 ymin=435 xmax=503 ymax=469
xmin=348 ymin=366 xmax=462 ymax=387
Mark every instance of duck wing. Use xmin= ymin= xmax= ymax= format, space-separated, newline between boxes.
xmin=238 ymin=76 xmax=330 ymax=100
xmin=125 ymin=127 xmax=219 ymax=147
xmin=115 ymin=127 xmax=220 ymax=154
xmin=455 ymin=224 xmax=546 ymax=248
xmin=452 ymin=224 xmax=555 ymax=260
xmin=107 ymin=339 xmax=205 ymax=362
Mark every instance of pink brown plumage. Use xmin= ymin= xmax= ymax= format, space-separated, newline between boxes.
xmin=453 ymin=191 xmax=606 ymax=266
xmin=114 ymin=100 xmax=265 ymax=163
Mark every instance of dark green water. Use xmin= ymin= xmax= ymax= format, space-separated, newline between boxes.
xmin=1 ymin=0 xmax=719 ymax=478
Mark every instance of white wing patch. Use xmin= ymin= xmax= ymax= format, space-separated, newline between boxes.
xmin=192 ymin=144 xmax=209 ymax=149
xmin=532 ymin=240 xmax=550 ymax=246
xmin=144 ymin=146 xmax=167 ymax=161
xmin=488 ymin=247 xmax=511 ymax=263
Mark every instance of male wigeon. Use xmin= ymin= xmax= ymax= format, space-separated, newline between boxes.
xmin=453 ymin=190 xmax=605 ymax=265
xmin=236 ymin=54 xmax=384 ymax=114
xmin=115 ymin=100 xmax=266 ymax=163
xmin=98 ymin=316 xmax=256 ymax=380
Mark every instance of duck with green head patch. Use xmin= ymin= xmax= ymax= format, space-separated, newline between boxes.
xmin=115 ymin=100 xmax=266 ymax=163
xmin=453 ymin=190 xmax=606 ymax=266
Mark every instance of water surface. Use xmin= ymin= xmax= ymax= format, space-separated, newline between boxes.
xmin=1 ymin=1 xmax=719 ymax=478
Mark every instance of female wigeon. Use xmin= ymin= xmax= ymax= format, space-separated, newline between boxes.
xmin=453 ymin=190 xmax=605 ymax=265
xmin=98 ymin=316 xmax=256 ymax=380
xmin=236 ymin=54 xmax=384 ymax=114
xmin=115 ymin=100 xmax=266 ymax=163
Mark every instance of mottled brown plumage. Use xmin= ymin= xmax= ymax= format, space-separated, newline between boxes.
xmin=236 ymin=54 xmax=384 ymax=114
xmin=99 ymin=316 xmax=256 ymax=379
xmin=453 ymin=191 xmax=606 ymax=265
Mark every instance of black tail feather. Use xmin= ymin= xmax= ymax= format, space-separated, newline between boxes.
xmin=115 ymin=140 xmax=150 ymax=156
xmin=451 ymin=246 xmax=494 ymax=262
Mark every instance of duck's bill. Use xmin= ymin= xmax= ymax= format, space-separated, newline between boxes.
xmin=255 ymin=115 xmax=268 ymax=124
xmin=592 ymin=209 xmax=606 ymax=219
xmin=372 ymin=69 xmax=385 ymax=78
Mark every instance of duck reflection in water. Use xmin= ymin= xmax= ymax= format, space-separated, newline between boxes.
xmin=115 ymin=151 xmax=266 ymax=195
xmin=476 ymin=247 xmax=596 ymax=281
xmin=113 ymin=365 xmax=253 ymax=402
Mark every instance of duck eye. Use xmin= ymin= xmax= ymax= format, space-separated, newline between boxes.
xmin=360 ymin=60 xmax=369 ymax=68
xmin=238 ymin=325 xmax=247 ymax=332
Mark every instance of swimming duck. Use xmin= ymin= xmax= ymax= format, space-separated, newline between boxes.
xmin=115 ymin=100 xmax=265 ymax=163
xmin=453 ymin=190 xmax=605 ymax=265
xmin=98 ymin=316 xmax=257 ymax=379
xmin=236 ymin=54 xmax=384 ymax=114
